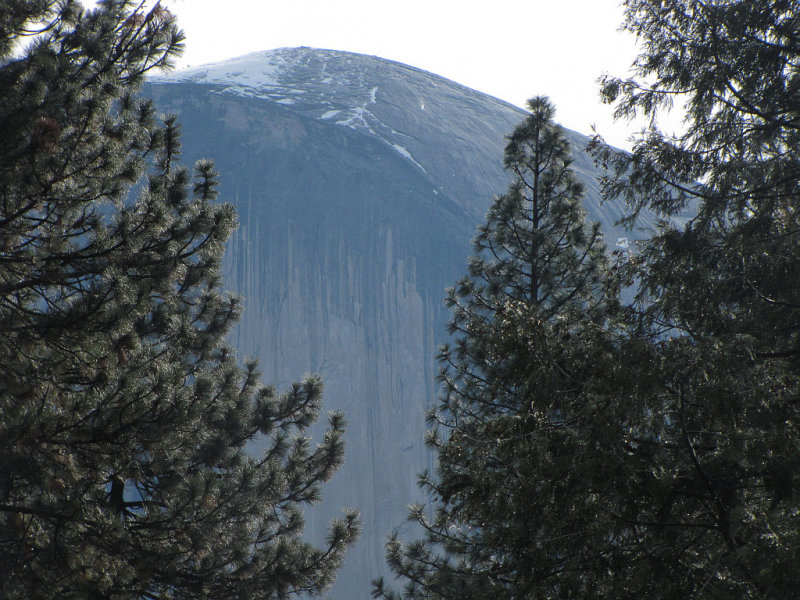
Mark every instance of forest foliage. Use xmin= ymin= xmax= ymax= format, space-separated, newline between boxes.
xmin=375 ymin=1 xmax=800 ymax=598
xmin=3 ymin=0 xmax=800 ymax=599
xmin=0 ymin=2 xmax=358 ymax=598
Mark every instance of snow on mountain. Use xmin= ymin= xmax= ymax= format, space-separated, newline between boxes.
xmin=157 ymin=49 xmax=292 ymax=90
xmin=153 ymin=47 xmax=519 ymax=181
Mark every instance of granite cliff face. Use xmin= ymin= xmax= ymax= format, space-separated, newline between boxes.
xmin=145 ymin=47 xmax=648 ymax=599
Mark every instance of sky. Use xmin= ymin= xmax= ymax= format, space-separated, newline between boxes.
xmin=161 ymin=0 xmax=648 ymax=150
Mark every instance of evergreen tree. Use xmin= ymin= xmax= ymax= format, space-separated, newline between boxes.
xmin=587 ymin=0 xmax=800 ymax=596
xmin=373 ymin=97 xmax=622 ymax=599
xmin=378 ymin=3 xmax=800 ymax=598
xmin=0 ymin=2 xmax=358 ymax=598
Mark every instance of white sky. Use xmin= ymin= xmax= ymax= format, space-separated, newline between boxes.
xmin=162 ymin=0 xmax=647 ymax=149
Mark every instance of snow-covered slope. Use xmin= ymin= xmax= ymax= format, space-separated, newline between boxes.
xmin=146 ymin=47 xmax=649 ymax=600
xmin=155 ymin=48 xmax=513 ymax=181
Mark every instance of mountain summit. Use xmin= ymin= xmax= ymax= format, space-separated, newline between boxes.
xmin=153 ymin=46 xmax=536 ymax=221
xmin=146 ymin=47 xmax=642 ymax=600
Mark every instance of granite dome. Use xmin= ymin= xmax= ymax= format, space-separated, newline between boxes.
xmin=146 ymin=47 xmax=647 ymax=600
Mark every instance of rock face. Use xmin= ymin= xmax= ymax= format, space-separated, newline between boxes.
xmin=145 ymin=47 xmax=649 ymax=600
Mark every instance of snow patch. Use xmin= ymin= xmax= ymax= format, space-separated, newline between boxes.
xmin=336 ymin=106 xmax=380 ymax=136
xmin=154 ymin=49 xmax=292 ymax=88
xmin=392 ymin=144 xmax=428 ymax=174
xmin=154 ymin=48 xmax=431 ymax=177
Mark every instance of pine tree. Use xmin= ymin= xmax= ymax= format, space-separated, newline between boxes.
xmin=0 ymin=2 xmax=358 ymax=598
xmin=587 ymin=0 xmax=800 ymax=596
xmin=373 ymin=97 xmax=622 ymax=599
xmin=376 ymin=3 xmax=800 ymax=598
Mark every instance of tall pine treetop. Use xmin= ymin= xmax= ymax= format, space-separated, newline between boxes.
xmin=375 ymin=97 xmax=622 ymax=600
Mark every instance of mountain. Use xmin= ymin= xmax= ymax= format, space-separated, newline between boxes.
xmin=145 ymin=47 xmax=649 ymax=600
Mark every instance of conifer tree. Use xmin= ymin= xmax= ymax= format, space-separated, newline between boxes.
xmin=0 ymin=2 xmax=358 ymax=598
xmin=373 ymin=97 xmax=622 ymax=599
xmin=587 ymin=0 xmax=800 ymax=596
xmin=379 ymin=3 xmax=800 ymax=598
